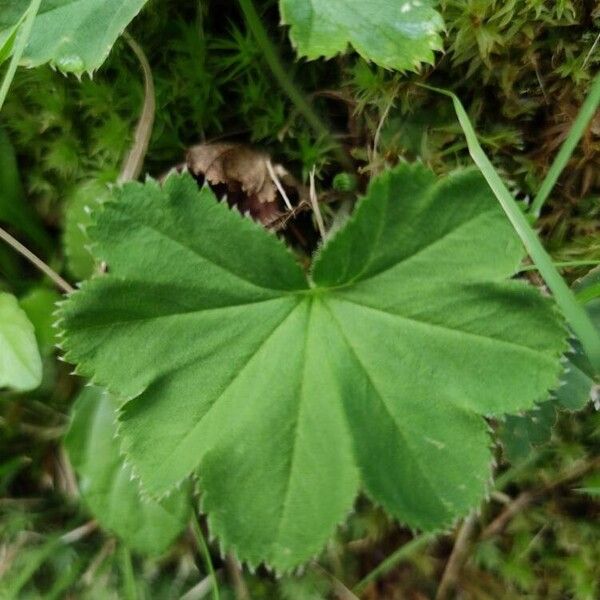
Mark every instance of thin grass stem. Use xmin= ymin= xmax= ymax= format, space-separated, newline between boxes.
xmin=530 ymin=73 xmax=600 ymax=217
xmin=0 ymin=0 xmax=42 ymax=112
xmin=422 ymin=84 xmax=600 ymax=373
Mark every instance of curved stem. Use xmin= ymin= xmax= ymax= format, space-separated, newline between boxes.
xmin=118 ymin=32 xmax=156 ymax=183
xmin=237 ymin=0 xmax=352 ymax=171
xmin=191 ymin=513 xmax=220 ymax=600
xmin=0 ymin=226 xmax=74 ymax=294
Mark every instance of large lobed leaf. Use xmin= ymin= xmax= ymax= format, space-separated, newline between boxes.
xmin=279 ymin=0 xmax=444 ymax=71
xmin=65 ymin=386 xmax=191 ymax=555
xmin=59 ymin=165 xmax=566 ymax=570
xmin=0 ymin=0 xmax=148 ymax=74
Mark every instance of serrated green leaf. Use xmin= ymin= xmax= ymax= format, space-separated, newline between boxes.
xmin=559 ymin=267 xmax=600 ymax=407
xmin=0 ymin=292 xmax=42 ymax=392
xmin=58 ymin=166 xmax=566 ymax=571
xmin=19 ymin=287 xmax=60 ymax=355
xmin=65 ymin=386 xmax=191 ymax=556
xmin=499 ymin=401 xmax=557 ymax=464
xmin=0 ymin=0 xmax=148 ymax=74
xmin=498 ymin=267 xmax=600 ymax=463
xmin=279 ymin=0 xmax=444 ymax=71
xmin=63 ymin=181 xmax=111 ymax=280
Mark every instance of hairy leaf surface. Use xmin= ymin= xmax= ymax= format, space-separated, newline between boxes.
xmin=279 ymin=0 xmax=444 ymax=71
xmin=500 ymin=267 xmax=600 ymax=463
xmin=59 ymin=166 xmax=566 ymax=570
xmin=65 ymin=386 xmax=190 ymax=555
xmin=0 ymin=292 xmax=42 ymax=392
xmin=0 ymin=0 xmax=148 ymax=73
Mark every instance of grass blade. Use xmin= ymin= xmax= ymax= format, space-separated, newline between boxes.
xmin=531 ymin=73 xmax=600 ymax=217
xmin=0 ymin=0 xmax=42 ymax=112
xmin=421 ymin=84 xmax=600 ymax=374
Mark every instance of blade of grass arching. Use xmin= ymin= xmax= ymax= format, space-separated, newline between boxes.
xmin=0 ymin=0 xmax=42 ymax=112
xmin=421 ymin=84 xmax=600 ymax=374
xmin=119 ymin=546 xmax=138 ymax=600
xmin=191 ymin=513 xmax=220 ymax=600
xmin=0 ymin=23 xmax=22 ymax=65
xmin=353 ymin=533 xmax=435 ymax=595
xmin=531 ymin=73 xmax=600 ymax=218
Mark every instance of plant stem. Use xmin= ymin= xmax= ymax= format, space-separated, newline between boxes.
xmin=353 ymin=533 xmax=434 ymax=595
xmin=237 ymin=0 xmax=352 ymax=171
xmin=423 ymin=84 xmax=600 ymax=374
xmin=118 ymin=32 xmax=156 ymax=183
xmin=530 ymin=72 xmax=600 ymax=217
xmin=119 ymin=545 xmax=138 ymax=600
xmin=0 ymin=226 xmax=74 ymax=294
xmin=0 ymin=0 xmax=42 ymax=111
xmin=191 ymin=513 xmax=220 ymax=600
xmin=435 ymin=513 xmax=477 ymax=600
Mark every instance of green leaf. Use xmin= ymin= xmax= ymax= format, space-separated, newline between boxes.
xmin=0 ymin=0 xmax=149 ymax=74
xmin=499 ymin=401 xmax=557 ymax=464
xmin=59 ymin=166 xmax=566 ymax=570
xmin=19 ymin=287 xmax=60 ymax=355
xmin=63 ymin=181 xmax=111 ymax=280
xmin=279 ymin=0 xmax=444 ymax=71
xmin=498 ymin=267 xmax=600 ymax=463
xmin=0 ymin=292 xmax=42 ymax=392
xmin=65 ymin=386 xmax=191 ymax=556
xmin=557 ymin=267 xmax=600 ymax=410
xmin=0 ymin=127 xmax=51 ymax=252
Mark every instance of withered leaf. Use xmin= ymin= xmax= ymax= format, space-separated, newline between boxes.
xmin=186 ymin=142 xmax=306 ymax=227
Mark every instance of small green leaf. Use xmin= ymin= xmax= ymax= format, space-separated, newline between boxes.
xmin=0 ymin=292 xmax=42 ymax=392
xmin=59 ymin=167 xmax=566 ymax=570
xmin=0 ymin=0 xmax=149 ymax=74
xmin=65 ymin=386 xmax=191 ymax=556
xmin=19 ymin=287 xmax=60 ymax=355
xmin=280 ymin=0 xmax=444 ymax=71
xmin=63 ymin=181 xmax=111 ymax=280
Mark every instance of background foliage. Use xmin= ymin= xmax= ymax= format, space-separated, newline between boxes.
xmin=0 ymin=0 xmax=599 ymax=598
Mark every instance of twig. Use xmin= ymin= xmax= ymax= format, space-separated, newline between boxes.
xmin=583 ymin=32 xmax=600 ymax=69
xmin=482 ymin=457 xmax=600 ymax=540
xmin=0 ymin=226 xmax=74 ymax=294
xmin=225 ymin=554 xmax=250 ymax=600
xmin=60 ymin=520 xmax=98 ymax=544
xmin=180 ymin=573 xmax=220 ymax=600
xmin=372 ymin=90 xmax=397 ymax=162
xmin=82 ymin=538 xmax=116 ymax=586
xmin=435 ymin=512 xmax=478 ymax=600
xmin=309 ymin=167 xmax=326 ymax=239
xmin=55 ymin=445 xmax=79 ymax=499
xmin=118 ymin=32 xmax=156 ymax=183
xmin=481 ymin=492 xmax=534 ymax=540
xmin=311 ymin=563 xmax=359 ymax=600
xmin=266 ymin=159 xmax=293 ymax=211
